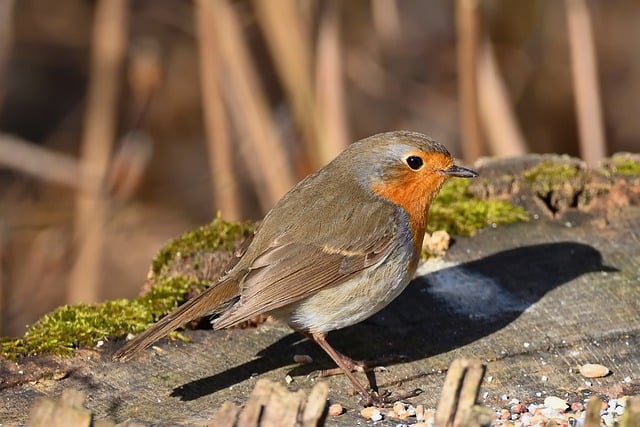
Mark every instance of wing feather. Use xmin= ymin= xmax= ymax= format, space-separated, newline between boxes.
xmin=214 ymin=203 xmax=405 ymax=329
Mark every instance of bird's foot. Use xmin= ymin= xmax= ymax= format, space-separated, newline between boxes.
xmin=359 ymin=389 xmax=388 ymax=407
xmin=358 ymin=388 xmax=423 ymax=407
xmin=309 ymin=353 xmax=405 ymax=378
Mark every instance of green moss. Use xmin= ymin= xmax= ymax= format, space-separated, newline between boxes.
xmin=522 ymin=160 xmax=580 ymax=197
xmin=607 ymin=155 xmax=640 ymax=177
xmin=0 ymin=276 xmax=209 ymax=359
xmin=429 ymin=179 xmax=529 ymax=237
xmin=151 ymin=213 xmax=254 ymax=276
xmin=0 ymin=216 xmax=252 ymax=360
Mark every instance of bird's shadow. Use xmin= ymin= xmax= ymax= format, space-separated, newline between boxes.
xmin=170 ymin=241 xmax=614 ymax=401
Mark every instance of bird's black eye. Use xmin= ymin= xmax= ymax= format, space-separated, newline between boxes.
xmin=406 ymin=155 xmax=423 ymax=170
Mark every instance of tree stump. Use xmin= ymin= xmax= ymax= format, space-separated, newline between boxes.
xmin=1 ymin=154 xmax=639 ymax=426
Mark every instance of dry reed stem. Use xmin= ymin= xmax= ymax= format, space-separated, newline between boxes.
xmin=195 ymin=0 xmax=241 ymax=220
xmin=566 ymin=0 xmax=606 ymax=165
xmin=0 ymin=0 xmax=15 ymax=109
xmin=127 ymin=38 xmax=161 ymax=130
xmin=456 ymin=0 xmax=485 ymax=162
xmin=252 ymin=0 xmax=325 ymax=166
xmin=209 ymin=0 xmax=296 ymax=209
xmin=371 ymin=0 xmax=401 ymax=46
xmin=106 ymin=131 xmax=152 ymax=201
xmin=477 ymin=40 xmax=527 ymax=157
xmin=0 ymin=220 xmax=5 ymax=332
xmin=68 ymin=0 xmax=128 ymax=304
xmin=316 ymin=0 xmax=349 ymax=162
xmin=0 ymin=134 xmax=101 ymax=191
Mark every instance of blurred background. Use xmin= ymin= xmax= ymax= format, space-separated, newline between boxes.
xmin=0 ymin=0 xmax=638 ymax=337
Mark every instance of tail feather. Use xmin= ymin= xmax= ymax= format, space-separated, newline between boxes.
xmin=112 ymin=279 xmax=238 ymax=361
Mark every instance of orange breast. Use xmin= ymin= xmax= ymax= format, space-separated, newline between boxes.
xmin=372 ymin=171 xmax=446 ymax=262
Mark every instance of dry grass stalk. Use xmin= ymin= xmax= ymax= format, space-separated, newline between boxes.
xmin=0 ymin=0 xmax=15 ymax=109
xmin=0 ymin=134 xmax=101 ymax=191
xmin=565 ymin=0 xmax=606 ymax=165
xmin=68 ymin=0 xmax=129 ymax=304
xmin=456 ymin=0 xmax=485 ymax=163
xmin=371 ymin=0 xmax=401 ymax=46
xmin=208 ymin=0 xmax=296 ymax=209
xmin=477 ymin=40 xmax=528 ymax=157
xmin=0 ymin=220 xmax=5 ymax=333
xmin=252 ymin=0 xmax=325 ymax=167
xmin=127 ymin=38 xmax=162 ymax=129
xmin=195 ymin=0 xmax=241 ymax=220
xmin=106 ymin=131 xmax=152 ymax=201
xmin=316 ymin=0 xmax=349 ymax=163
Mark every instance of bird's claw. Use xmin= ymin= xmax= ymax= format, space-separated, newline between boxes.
xmin=359 ymin=390 xmax=387 ymax=407
xmin=307 ymin=364 xmax=369 ymax=379
xmin=359 ymin=388 xmax=424 ymax=407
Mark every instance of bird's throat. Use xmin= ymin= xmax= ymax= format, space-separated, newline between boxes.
xmin=371 ymin=174 xmax=445 ymax=260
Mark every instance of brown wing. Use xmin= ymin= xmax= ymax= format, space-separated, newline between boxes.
xmin=213 ymin=204 xmax=404 ymax=329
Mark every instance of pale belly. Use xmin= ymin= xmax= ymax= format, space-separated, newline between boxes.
xmin=278 ymin=247 xmax=415 ymax=333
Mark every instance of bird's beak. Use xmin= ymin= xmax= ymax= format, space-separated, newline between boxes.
xmin=442 ymin=164 xmax=478 ymax=178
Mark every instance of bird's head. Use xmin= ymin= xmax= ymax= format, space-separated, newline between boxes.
xmin=345 ymin=131 xmax=478 ymax=251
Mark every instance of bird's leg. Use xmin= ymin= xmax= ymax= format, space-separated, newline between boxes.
xmin=296 ymin=329 xmax=394 ymax=376
xmin=306 ymin=331 xmax=380 ymax=406
xmin=312 ymin=352 xmax=404 ymax=377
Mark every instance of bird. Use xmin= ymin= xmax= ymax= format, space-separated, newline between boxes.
xmin=112 ymin=130 xmax=478 ymax=405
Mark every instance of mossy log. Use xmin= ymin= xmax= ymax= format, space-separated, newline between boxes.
xmin=1 ymin=154 xmax=640 ymax=426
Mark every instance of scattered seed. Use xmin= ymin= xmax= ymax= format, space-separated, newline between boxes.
xmin=511 ymin=403 xmax=526 ymax=414
xmin=570 ymin=402 xmax=584 ymax=412
xmin=393 ymin=401 xmax=406 ymax=416
xmin=405 ymin=404 xmax=416 ymax=417
xmin=151 ymin=345 xmax=166 ymax=354
xmin=415 ymin=404 xmax=425 ymax=421
xmin=544 ymin=396 xmax=568 ymax=411
xmin=500 ymin=409 xmax=510 ymax=420
xmin=293 ymin=354 xmax=313 ymax=364
xmin=384 ymin=409 xmax=397 ymax=418
xmin=579 ymin=363 xmax=610 ymax=378
xmin=328 ymin=403 xmax=344 ymax=416
xmin=360 ymin=407 xmax=383 ymax=421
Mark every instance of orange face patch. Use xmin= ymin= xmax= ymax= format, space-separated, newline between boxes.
xmin=371 ymin=151 xmax=452 ymax=258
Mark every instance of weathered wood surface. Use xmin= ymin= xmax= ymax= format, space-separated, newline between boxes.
xmin=1 ymin=155 xmax=640 ymax=426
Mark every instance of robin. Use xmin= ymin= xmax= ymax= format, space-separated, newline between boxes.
xmin=113 ymin=130 xmax=477 ymax=405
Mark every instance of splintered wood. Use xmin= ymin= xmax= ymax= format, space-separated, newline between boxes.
xmin=27 ymin=389 xmax=143 ymax=427
xmin=209 ymin=379 xmax=329 ymax=427
xmin=18 ymin=361 xmax=640 ymax=426
xmin=434 ymin=358 xmax=493 ymax=427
